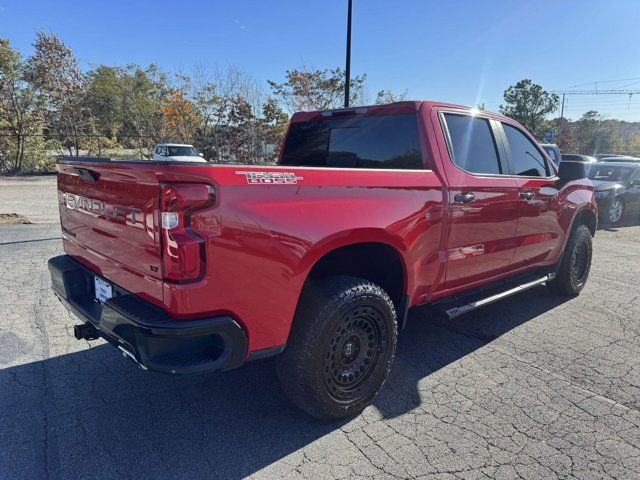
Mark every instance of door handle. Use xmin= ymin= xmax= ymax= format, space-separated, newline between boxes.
xmin=454 ymin=193 xmax=475 ymax=204
xmin=520 ymin=191 xmax=535 ymax=200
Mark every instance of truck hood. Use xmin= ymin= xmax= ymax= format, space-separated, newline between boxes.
xmin=592 ymin=180 xmax=623 ymax=191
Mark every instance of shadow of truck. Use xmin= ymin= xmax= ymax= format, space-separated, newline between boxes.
xmin=0 ymin=286 xmax=570 ymax=479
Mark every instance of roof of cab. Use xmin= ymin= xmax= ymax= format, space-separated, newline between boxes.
xmin=289 ymin=100 xmax=508 ymax=123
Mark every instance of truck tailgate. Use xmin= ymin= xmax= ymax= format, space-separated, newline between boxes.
xmin=57 ymin=161 xmax=163 ymax=305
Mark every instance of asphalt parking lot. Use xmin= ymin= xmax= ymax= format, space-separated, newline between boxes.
xmin=1 ymin=176 xmax=639 ymax=480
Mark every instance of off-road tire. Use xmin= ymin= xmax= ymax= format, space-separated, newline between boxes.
xmin=277 ymin=275 xmax=398 ymax=421
xmin=547 ymin=224 xmax=593 ymax=296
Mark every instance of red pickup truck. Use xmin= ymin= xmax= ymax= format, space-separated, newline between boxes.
xmin=49 ymin=101 xmax=597 ymax=420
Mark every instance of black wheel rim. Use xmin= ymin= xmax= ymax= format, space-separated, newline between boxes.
xmin=571 ymin=237 xmax=590 ymax=286
xmin=322 ymin=305 xmax=389 ymax=403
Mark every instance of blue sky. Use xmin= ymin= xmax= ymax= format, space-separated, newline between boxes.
xmin=2 ymin=0 xmax=640 ymax=120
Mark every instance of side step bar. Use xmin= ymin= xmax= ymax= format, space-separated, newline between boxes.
xmin=444 ymin=273 xmax=555 ymax=319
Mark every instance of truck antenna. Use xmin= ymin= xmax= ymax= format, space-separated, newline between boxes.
xmin=344 ymin=0 xmax=353 ymax=108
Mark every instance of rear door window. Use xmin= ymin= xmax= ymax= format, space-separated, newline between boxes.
xmin=281 ymin=114 xmax=423 ymax=169
xmin=503 ymin=124 xmax=550 ymax=177
xmin=442 ymin=113 xmax=501 ymax=175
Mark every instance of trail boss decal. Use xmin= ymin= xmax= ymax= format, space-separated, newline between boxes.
xmin=236 ymin=171 xmax=303 ymax=185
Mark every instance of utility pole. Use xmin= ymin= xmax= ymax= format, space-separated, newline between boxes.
xmin=557 ymin=92 xmax=566 ymax=139
xmin=344 ymin=0 xmax=352 ymax=108
xmin=551 ymin=88 xmax=640 ymax=140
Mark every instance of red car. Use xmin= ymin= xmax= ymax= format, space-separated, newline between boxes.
xmin=49 ymin=101 xmax=597 ymax=420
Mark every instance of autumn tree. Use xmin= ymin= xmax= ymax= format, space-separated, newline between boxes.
xmin=161 ymin=89 xmax=198 ymax=142
xmin=268 ymin=67 xmax=366 ymax=113
xmin=500 ymin=79 xmax=559 ymax=138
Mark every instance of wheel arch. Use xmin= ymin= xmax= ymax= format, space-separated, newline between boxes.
xmin=572 ymin=207 xmax=597 ymax=236
xmin=297 ymin=238 xmax=410 ymax=328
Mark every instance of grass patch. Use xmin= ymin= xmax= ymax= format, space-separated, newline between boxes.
xmin=0 ymin=213 xmax=32 ymax=224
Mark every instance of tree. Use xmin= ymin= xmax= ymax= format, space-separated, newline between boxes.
xmin=268 ymin=67 xmax=366 ymax=113
xmin=375 ymin=88 xmax=407 ymax=104
xmin=259 ymin=97 xmax=289 ymax=163
xmin=555 ymin=118 xmax=579 ymax=152
xmin=29 ymin=31 xmax=91 ymax=155
xmin=0 ymin=38 xmax=46 ymax=172
xmin=499 ymin=79 xmax=559 ymax=138
xmin=574 ymin=110 xmax=608 ymax=155
xmin=625 ymin=132 xmax=640 ymax=157
xmin=118 ymin=65 xmax=168 ymax=154
xmin=86 ymin=65 xmax=123 ymax=139
xmin=161 ymin=89 xmax=198 ymax=142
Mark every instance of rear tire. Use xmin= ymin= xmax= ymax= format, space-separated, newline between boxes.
xmin=277 ymin=276 xmax=398 ymax=421
xmin=547 ymin=224 xmax=592 ymax=296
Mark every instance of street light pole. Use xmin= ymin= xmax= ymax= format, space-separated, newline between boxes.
xmin=344 ymin=0 xmax=352 ymax=108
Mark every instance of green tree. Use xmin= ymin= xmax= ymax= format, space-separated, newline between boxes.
xmin=86 ymin=66 xmax=123 ymax=139
xmin=259 ymin=97 xmax=289 ymax=163
xmin=625 ymin=132 xmax=640 ymax=157
xmin=85 ymin=64 xmax=168 ymax=155
xmin=29 ymin=31 xmax=92 ymax=156
xmin=499 ymin=79 xmax=559 ymax=137
xmin=0 ymin=38 xmax=47 ymax=172
xmin=574 ymin=110 xmax=602 ymax=155
xmin=118 ymin=65 xmax=168 ymax=154
xmin=268 ymin=67 xmax=366 ymax=113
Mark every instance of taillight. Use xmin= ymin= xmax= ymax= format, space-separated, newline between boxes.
xmin=160 ymin=183 xmax=214 ymax=283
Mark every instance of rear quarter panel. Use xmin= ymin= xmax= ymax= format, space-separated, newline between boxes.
xmin=167 ymin=165 xmax=444 ymax=352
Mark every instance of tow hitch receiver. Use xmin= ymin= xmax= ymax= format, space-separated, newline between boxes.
xmin=74 ymin=322 xmax=99 ymax=340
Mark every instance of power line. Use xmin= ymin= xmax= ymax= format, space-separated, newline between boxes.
xmin=551 ymin=89 xmax=640 ymax=95
xmin=561 ymin=77 xmax=640 ymax=90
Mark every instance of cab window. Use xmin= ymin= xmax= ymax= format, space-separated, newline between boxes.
xmin=443 ymin=113 xmax=501 ymax=175
xmin=503 ymin=124 xmax=550 ymax=177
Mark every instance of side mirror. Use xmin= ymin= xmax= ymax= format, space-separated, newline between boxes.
xmin=199 ymin=152 xmax=204 ymax=157
xmin=557 ymin=161 xmax=587 ymax=183
xmin=632 ymin=179 xmax=640 ymax=186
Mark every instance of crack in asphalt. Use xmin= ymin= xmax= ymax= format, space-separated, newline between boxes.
xmin=0 ymin=237 xmax=60 ymax=247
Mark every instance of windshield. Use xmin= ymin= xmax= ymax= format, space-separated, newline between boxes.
xmin=588 ymin=165 xmax=636 ymax=182
xmin=167 ymin=146 xmax=199 ymax=156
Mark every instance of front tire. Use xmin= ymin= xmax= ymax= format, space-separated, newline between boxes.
xmin=607 ymin=198 xmax=624 ymax=225
xmin=547 ymin=224 xmax=593 ymax=296
xmin=277 ymin=276 xmax=398 ymax=421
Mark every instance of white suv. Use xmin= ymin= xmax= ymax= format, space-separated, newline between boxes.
xmin=152 ymin=144 xmax=206 ymax=163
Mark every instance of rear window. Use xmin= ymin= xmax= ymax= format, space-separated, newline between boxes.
xmin=280 ymin=114 xmax=423 ymax=169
